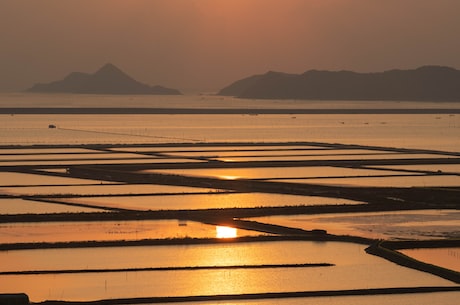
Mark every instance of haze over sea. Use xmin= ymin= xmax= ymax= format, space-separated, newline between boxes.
xmin=1 ymin=93 xmax=459 ymax=151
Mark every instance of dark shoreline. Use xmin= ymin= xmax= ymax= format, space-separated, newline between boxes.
xmin=1 ymin=140 xmax=458 ymax=156
xmin=1 ymin=107 xmax=460 ymax=114
xmin=0 ymin=235 xmax=375 ymax=252
xmin=0 ymin=262 xmax=334 ymax=276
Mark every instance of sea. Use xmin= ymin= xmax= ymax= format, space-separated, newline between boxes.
xmin=0 ymin=93 xmax=459 ymax=150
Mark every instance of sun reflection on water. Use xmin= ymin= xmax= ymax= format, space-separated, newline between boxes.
xmin=216 ymin=226 xmax=237 ymax=238
xmin=218 ymin=175 xmax=239 ymax=180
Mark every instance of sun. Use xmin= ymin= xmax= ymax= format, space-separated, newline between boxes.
xmin=216 ymin=226 xmax=237 ymax=238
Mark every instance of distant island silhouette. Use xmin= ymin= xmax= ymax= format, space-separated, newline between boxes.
xmin=27 ymin=63 xmax=181 ymax=95
xmin=218 ymin=66 xmax=460 ymax=101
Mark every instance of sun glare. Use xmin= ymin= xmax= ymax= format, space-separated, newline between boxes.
xmin=216 ymin=226 xmax=237 ymax=238
xmin=219 ymin=175 xmax=239 ymax=180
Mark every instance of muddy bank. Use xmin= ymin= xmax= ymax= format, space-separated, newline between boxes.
xmin=0 ymin=263 xmax=333 ymax=276
xmin=36 ymin=286 xmax=460 ymax=304
xmin=0 ymin=202 xmax=448 ymax=224
xmin=380 ymin=239 xmax=460 ymax=250
xmin=1 ymin=140 xmax=459 ymax=156
xmin=0 ymin=234 xmax=373 ymax=251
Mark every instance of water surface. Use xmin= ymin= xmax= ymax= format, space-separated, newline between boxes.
xmin=400 ymin=248 xmax=460 ymax=272
xmin=57 ymin=193 xmax=362 ymax=211
xmin=0 ymin=172 xmax=108 ymax=186
xmin=0 ymin=198 xmax=105 ymax=214
xmin=1 ymin=184 xmax=218 ymax=196
xmin=277 ymin=175 xmax=460 ymax=187
xmin=0 ymin=241 xmax=455 ymax=302
xmin=1 ymin=112 xmax=459 ymax=151
xmin=141 ymin=166 xmax=422 ymax=180
xmin=0 ymin=220 xmax=263 ymax=244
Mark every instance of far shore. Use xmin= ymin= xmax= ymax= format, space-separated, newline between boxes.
xmin=1 ymin=107 xmax=460 ymax=115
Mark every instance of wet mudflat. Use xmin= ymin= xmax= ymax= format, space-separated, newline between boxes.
xmin=248 ymin=210 xmax=460 ymax=240
xmin=0 ymin=141 xmax=459 ymax=304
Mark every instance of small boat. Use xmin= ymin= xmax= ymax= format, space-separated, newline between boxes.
xmin=48 ymin=124 xmax=56 ymax=129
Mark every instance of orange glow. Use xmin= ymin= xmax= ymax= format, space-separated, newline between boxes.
xmin=220 ymin=158 xmax=236 ymax=162
xmin=211 ymin=168 xmax=254 ymax=180
xmin=216 ymin=226 xmax=237 ymax=238
xmin=218 ymin=175 xmax=239 ymax=180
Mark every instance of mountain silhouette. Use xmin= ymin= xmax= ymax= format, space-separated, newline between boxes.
xmin=27 ymin=63 xmax=181 ymax=95
xmin=218 ymin=66 xmax=460 ymax=101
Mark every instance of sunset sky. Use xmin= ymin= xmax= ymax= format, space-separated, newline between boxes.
xmin=1 ymin=0 xmax=460 ymax=93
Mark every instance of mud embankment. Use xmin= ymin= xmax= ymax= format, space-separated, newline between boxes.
xmin=366 ymin=240 xmax=460 ymax=284
xmin=35 ymin=286 xmax=460 ymax=304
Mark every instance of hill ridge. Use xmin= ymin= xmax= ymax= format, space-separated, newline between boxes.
xmin=27 ymin=64 xmax=181 ymax=95
xmin=218 ymin=66 xmax=460 ymax=101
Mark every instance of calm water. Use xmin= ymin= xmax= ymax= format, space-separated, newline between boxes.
xmin=1 ymin=94 xmax=459 ymax=304
xmin=0 ymin=198 xmax=105 ymax=214
xmin=0 ymin=184 xmax=217 ymax=196
xmin=55 ymin=193 xmax=362 ymax=211
xmin=1 ymin=94 xmax=459 ymax=151
xmin=400 ymin=248 xmax=460 ymax=272
xmin=1 ymin=113 xmax=459 ymax=150
xmin=375 ymin=164 xmax=460 ymax=174
xmin=0 ymin=172 xmax=107 ymax=186
xmin=277 ymin=175 xmax=460 ymax=187
xmin=0 ymin=220 xmax=264 ymax=244
xmin=141 ymin=166 xmax=422 ymax=179
xmin=0 ymin=241 xmax=455 ymax=302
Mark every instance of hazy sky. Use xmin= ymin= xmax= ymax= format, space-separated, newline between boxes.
xmin=1 ymin=0 xmax=460 ymax=92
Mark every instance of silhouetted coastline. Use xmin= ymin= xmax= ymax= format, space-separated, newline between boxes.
xmin=219 ymin=66 xmax=460 ymax=101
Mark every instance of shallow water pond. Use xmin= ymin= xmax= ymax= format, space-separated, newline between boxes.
xmin=141 ymin=166 xmax=422 ymax=180
xmin=277 ymin=174 xmax=460 ymax=187
xmin=58 ymin=193 xmax=362 ymax=211
xmin=110 ymin=145 xmax=324 ymax=153
xmin=0 ymin=158 xmax=201 ymax=166
xmin=0 ymin=148 xmax=94 ymax=154
xmin=0 ymin=219 xmax=263 ymax=244
xmin=372 ymin=164 xmax=460 ymax=174
xmin=160 ymin=149 xmax=394 ymax=158
xmin=0 ymin=241 xmax=331 ymax=272
xmin=400 ymin=248 xmax=460 ymax=272
xmin=1 ymin=183 xmax=217 ymax=196
xmin=0 ymin=198 xmax=105 ymax=214
xmin=214 ymin=153 xmax=454 ymax=162
xmin=0 ymin=172 xmax=107 ymax=186
xmin=0 ymin=241 xmax=455 ymax=302
xmin=0 ymin=152 xmax=151 ymax=161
